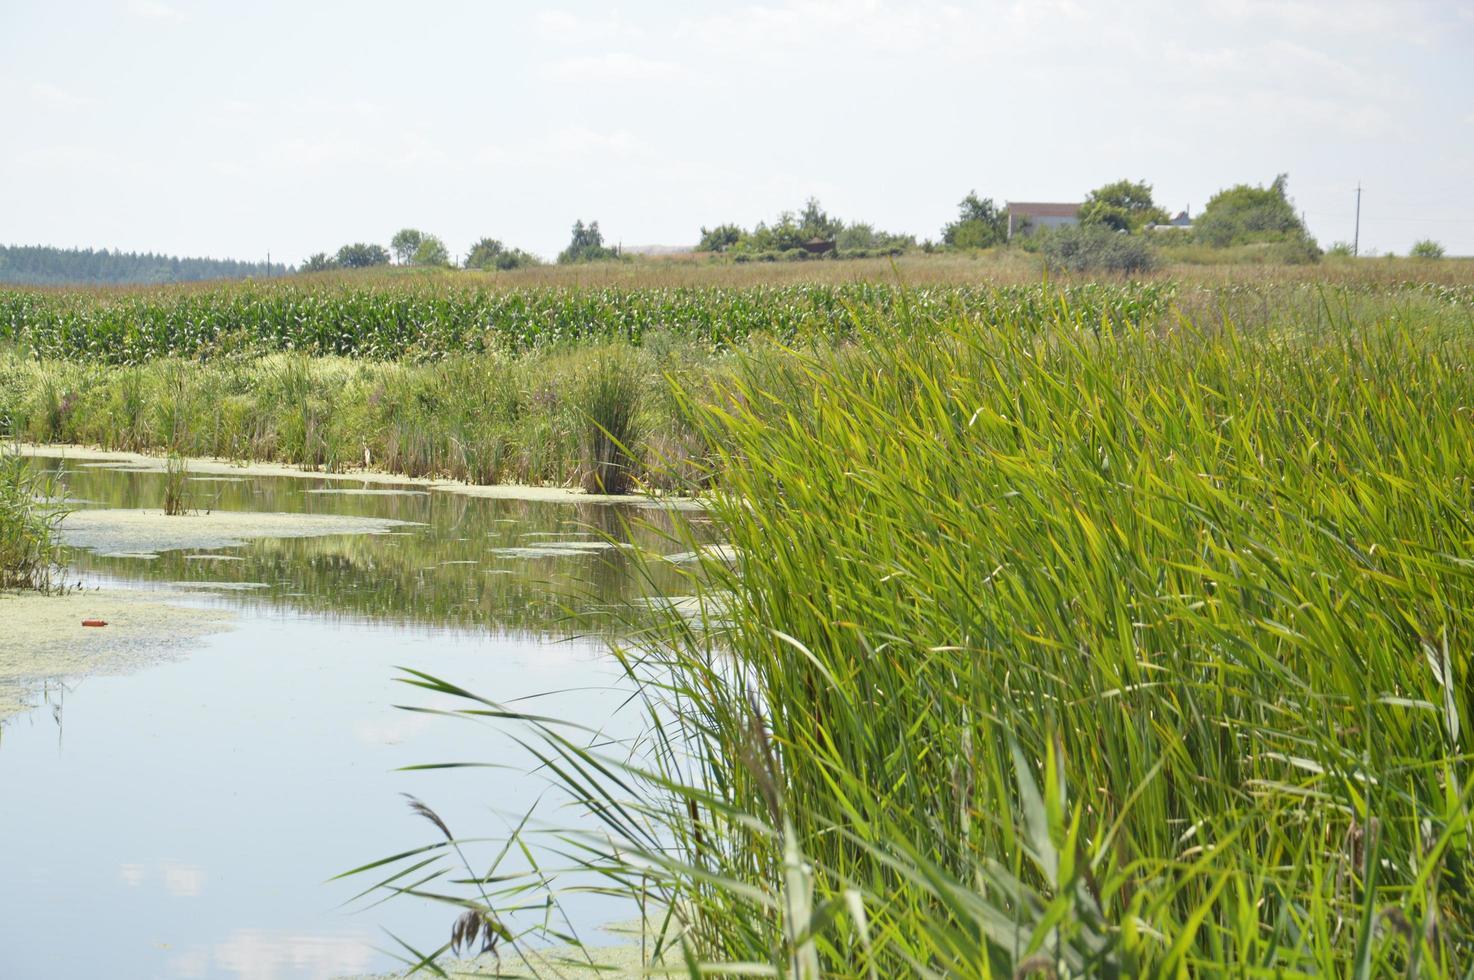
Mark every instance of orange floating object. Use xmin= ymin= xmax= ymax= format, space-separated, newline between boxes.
xmin=81 ymin=619 xmax=108 ymax=628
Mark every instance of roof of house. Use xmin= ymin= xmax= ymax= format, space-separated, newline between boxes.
xmin=1006 ymin=202 xmax=1083 ymax=218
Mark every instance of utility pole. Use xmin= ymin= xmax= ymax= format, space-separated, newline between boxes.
xmin=1353 ymin=184 xmax=1361 ymax=258
xmin=267 ymin=251 xmax=271 ymax=278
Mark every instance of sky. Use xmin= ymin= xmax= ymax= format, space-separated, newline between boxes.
xmin=2 ymin=0 xmax=1472 ymax=263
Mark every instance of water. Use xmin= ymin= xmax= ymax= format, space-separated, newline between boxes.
xmin=1 ymin=457 xmax=710 ymax=979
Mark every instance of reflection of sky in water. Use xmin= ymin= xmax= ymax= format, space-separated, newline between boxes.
xmin=1 ymin=460 xmax=693 ymax=979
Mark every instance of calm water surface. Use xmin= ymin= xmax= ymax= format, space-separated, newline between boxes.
xmin=1 ymin=457 xmax=710 ymax=980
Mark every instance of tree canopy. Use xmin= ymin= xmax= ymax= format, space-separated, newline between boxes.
xmin=1194 ymin=174 xmax=1312 ymax=247
xmin=942 ymin=192 xmax=1007 ymax=249
xmin=390 ymin=229 xmax=425 ymax=265
xmin=557 ymin=221 xmax=621 ymax=264
xmin=1078 ymin=180 xmax=1169 ymax=233
xmin=335 ymin=242 xmax=391 ymax=268
xmin=411 ymin=235 xmax=451 ymax=268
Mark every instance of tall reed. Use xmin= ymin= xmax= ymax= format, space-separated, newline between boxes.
xmin=360 ymin=299 xmax=1474 ymax=976
xmin=0 ymin=447 xmax=67 ymax=590
xmin=576 ymin=352 xmax=645 ymax=494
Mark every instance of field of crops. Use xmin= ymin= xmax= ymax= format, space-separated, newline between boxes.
xmin=0 ymin=279 xmax=1189 ymax=362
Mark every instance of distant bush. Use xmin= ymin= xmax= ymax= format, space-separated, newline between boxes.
xmin=1326 ymin=242 xmax=1355 ymax=258
xmin=301 ymin=252 xmax=338 ymax=273
xmin=1411 ymin=239 xmax=1446 ymax=259
xmin=1042 ymin=226 xmax=1156 ymax=274
xmin=465 ymin=238 xmax=540 ymax=271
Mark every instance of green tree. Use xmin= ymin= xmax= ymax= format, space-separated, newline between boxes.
xmin=1078 ymin=180 xmax=1169 ymax=233
xmin=557 ymin=220 xmax=620 ymax=264
xmin=411 ymin=235 xmax=451 ymax=268
xmin=698 ymin=224 xmax=744 ymax=253
xmin=942 ymin=192 xmax=1007 ymax=249
xmin=301 ymin=252 xmax=338 ymax=273
xmin=334 ymin=243 xmax=391 ymax=268
xmin=465 ymin=237 xmax=540 ymax=271
xmin=1410 ymin=239 xmax=1445 ymax=259
xmin=1194 ymin=174 xmax=1314 ymax=249
xmin=796 ymin=198 xmax=842 ymax=241
xmin=390 ymin=229 xmax=424 ymax=265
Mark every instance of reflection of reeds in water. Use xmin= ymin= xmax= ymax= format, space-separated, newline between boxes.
xmin=52 ymin=461 xmax=708 ymax=636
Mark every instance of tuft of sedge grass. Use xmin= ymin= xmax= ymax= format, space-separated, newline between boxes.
xmin=162 ymin=452 xmax=191 ymax=516
xmin=576 ymin=351 xmax=645 ymax=495
xmin=355 ymin=294 xmax=1474 ymax=976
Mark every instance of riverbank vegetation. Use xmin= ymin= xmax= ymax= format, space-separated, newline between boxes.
xmin=3 ymin=268 xmax=1471 ymax=496
xmin=0 ymin=446 xmax=66 ymax=591
xmin=347 ymin=270 xmax=1474 ymax=975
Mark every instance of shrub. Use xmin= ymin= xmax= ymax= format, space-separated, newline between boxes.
xmin=1411 ymin=239 xmax=1446 ymax=259
xmin=1042 ymin=225 xmax=1156 ymax=274
xmin=465 ymin=238 xmax=540 ymax=271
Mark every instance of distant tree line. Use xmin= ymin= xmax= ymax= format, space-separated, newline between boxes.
xmin=302 ymin=227 xmax=542 ymax=273
xmin=16 ymin=176 xmax=1439 ymax=287
xmin=0 ymin=245 xmax=287 ymax=286
xmin=699 ymin=198 xmax=914 ymax=261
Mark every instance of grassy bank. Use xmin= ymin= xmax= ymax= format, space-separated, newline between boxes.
xmin=365 ymin=293 xmax=1474 ymax=974
xmin=0 ymin=343 xmax=714 ymax=491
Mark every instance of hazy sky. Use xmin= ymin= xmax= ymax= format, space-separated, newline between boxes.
xmin=3 ymin=0 xmax=1472 ymax=262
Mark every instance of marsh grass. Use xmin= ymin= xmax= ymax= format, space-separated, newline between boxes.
xmin=576 ymin=352 xmax=645 ymax=494
xmin=162 ymin=453 xmax=191 ymax=516
xmin=0 ymin=446 xmax=67 ymax=590
xmin=356 ymin=296 xmax=1474 ymax=976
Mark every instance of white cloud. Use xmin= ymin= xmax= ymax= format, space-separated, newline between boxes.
xmin=542 ymin=52 xmax=683 ymax=83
